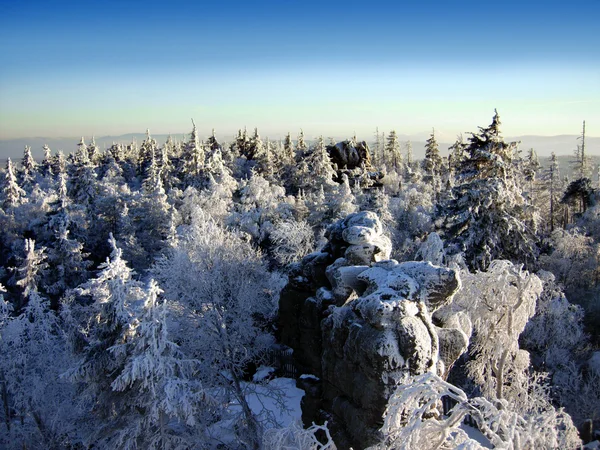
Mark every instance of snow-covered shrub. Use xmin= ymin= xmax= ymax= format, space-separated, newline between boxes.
xmin=270 ymin=219 xmax=315 ymax=266
xmin=539 ymin=228 xmax=598 ymax=292
xmin=367 ymin=372 xmax=581 ymax=450
xmin=262 ymin=420 xmax=336 ymax=450
xmin=152 ymin=208 xmax=286 ymax=449
xmin=453 ymin=261 xmax=542 ymax=402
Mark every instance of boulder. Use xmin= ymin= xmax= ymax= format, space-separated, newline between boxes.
xmin=277 ymin=212 xmax=470 ymax=449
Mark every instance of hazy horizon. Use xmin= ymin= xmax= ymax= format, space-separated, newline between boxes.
xmin=1 ymin=0 xmax=598 ymax=141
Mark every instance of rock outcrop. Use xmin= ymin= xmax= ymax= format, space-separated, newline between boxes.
xmin=327 ymin=139 xmax=384 ymax=186
xmin=278 ymin=211 xmax=470 ymax=449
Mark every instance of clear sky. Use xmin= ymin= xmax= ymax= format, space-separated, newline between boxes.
xmin=0 ymin=0 xmax=599 ymax=141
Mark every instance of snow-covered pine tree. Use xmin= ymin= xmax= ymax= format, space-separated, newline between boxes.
xmin=53 ymin=150 xmax=66 ymax=176
xmin=539 ymin=152 xmax=563 ymax=232
xmin=181 ymin=120 xmax=205 ymax=184
xmin=14 ymin=239 xmax=48 ymax=308
xmin=255 ymin=135 xmax=274 ymax=178
xmin=572 ymin=120 xmax=591 ymax=180
xmin=64 ymin=235 xmax=142 ymax=424
xmin=158 ymin=136 xmax=176 ymax=190
xmin=41 ymin=144 xmax=54 ymax=178
xmin=108 ymin=142 xmax=125 ymax=162
xmin=367 ymin=372 xmax=580 ymax=450
xmin=327 ymin=173 xmax=358 ymax=220
xmin=108 ymin=279 xmax=208 ymax=449
xmin=68 ymin=138 xmax=98 ymax=207
xmin=45 ymin=223 xmax=91 ymax=300
xmin=0 ymin=289 xmax=77 ymax=449
xmin=139 ymin=129 xmax=159 ymax=183
xmin=421 ymin=129 xmax=443 ymax=192
xmin=20 ymin=146 xmax=38 ymax=190
xmin=1 ymin=158 xmax=27 ymax=211
xmin=447 ymin=134 xmax=467 ymax=184
xmin=436 ymin=110 xmax=538 ymax=270
xmin=524 ymin=148 xmax=540 ymax=200
xmin=87 ymin=136 xmax=101 ymax=165
xmin=301 ymin=136 xmax=337 ymax=192
xmin=384 ymin=130 xmax=401 ymax=174
xmin=296 ymin=129 xmax=308 ymax=159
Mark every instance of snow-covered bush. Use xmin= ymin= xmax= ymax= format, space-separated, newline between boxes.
xmin=262 ymin=420 xmax=336 ymax=450
xmin=270 ymin=219 xmax=315 ymax=266
xmin=367 ymin=372 xmax=581 ymax=450
xmin=152 ymin=207 xmax=286 ymax=449
xmin=453 ymin=261 xmax=542 ymax=402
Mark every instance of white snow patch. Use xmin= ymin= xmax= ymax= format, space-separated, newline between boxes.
xmin=299 ymin=374 xmax=320 ymax=381
xmin=460 ymin=424 xmax=493 ymax=448
xmin=246 ymin=377 xmax=305 ymax=428
xmin=253 ymin=366 xmax=275 ymax=382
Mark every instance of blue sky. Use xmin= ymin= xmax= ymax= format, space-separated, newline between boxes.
xmin=0 ymin=0 xmax=598 ymax=140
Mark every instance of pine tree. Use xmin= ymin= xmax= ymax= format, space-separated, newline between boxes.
xmin=296 ymin=129 xmax=308 ymax=159
xmin=109 ymin=280 xmax=206 ymax=449
xmin=283 ymin=132 xmax=294 ymax=163
xmin=41 ymin=144 xmax=54 ymax=178
xmin=299 ymin=136 xmax=336 ymax=192
xmin=327 ymin=173 xmax=357 ymax=220
xmin=384 ymin=130 xmax=401 ymax=173
xmin=64 ymin=236 xmax=143 ymax=431
xmin=421 ymin=129 xmax=443 ymax=191
xmin=14 ymin=239 xmax=48 ymax=302
xmin=523 ymin=148 xmax=541 ymax=206
xmin=139 ymin=129 xmax=159 ymax=181
xmin=108 ymin=142 xmax=124 ymax=162
xmin=46 ymin=223 xmax=91 ymax=299
xmin=374 ymin=127 xmax=382 ymax=167
xmin=53 ymin=150 xmax=66 ymax=176
xmin=404 ymin=140 xmax=414 ymax=182
xmin=87 ymin=136 xmax=101 ymax=165
xmin=572 ymin=120 xmax=591 ymax=180
xmin=542 ymin=152 xmax=563 ymax=232
xmin=182 ymin=120 xmax=204 ymax=183
xmin=255 ymin=134 xmax=273 ymax=178
xmin=447 ymin=134 xmax=468 ymax=189
xmin=0 ymin=289 xmax=76 ymax=447
xmin=68 ymin=138 xmax=98 ymax=207
xmin=436 ymin=110 xmax=538 ymax=270
xmin=1 ymin=158 xmax=27 ymax=210
xmin=75 ymin=137 xmax=90 ymax=165
xmin=20 ymin=145 xmax=37 ymax=188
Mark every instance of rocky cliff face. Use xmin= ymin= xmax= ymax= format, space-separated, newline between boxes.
xmin=279 ymin=211 xmax=470 ymax=449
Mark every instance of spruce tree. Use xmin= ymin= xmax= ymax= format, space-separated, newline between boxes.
xmin=1 ymin=158 xmax=27 ymax=210
xmin=41 ymin=144 xmax=54 ymax=178
xmin=109 ymin=280 xmax=206 ymax=449
xmin=421 ymin=129 xmax=443 ymax=191
xmin=64 ymin=236 xmax=143 ymax=434
xmin=87 ymin=136 xmax=101 ymax=165
xmin=543 ymin=152 xmax=563 ymax=232
xmin=436 ymin=110 xmax=538 ymax=270
xmin=20 ymin=145 xmax=37 ymax=188
xmin=182 ymin=120 xmax=204 ymax=183
xmin=385 ymin=130 xmax=401 ymax=173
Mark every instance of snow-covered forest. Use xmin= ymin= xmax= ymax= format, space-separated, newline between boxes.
xmin=1 ymin=111 xmax=599 ymax=449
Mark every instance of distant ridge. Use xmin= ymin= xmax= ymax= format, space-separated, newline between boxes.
xmin=1 ymin=133 xmax=599 ymax=162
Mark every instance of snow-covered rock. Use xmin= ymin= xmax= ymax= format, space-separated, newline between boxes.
xmin=278 ymin=211 xmax=469 ymax=449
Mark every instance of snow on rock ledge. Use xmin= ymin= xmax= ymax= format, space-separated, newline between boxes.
xmin=278 ymin=211 xmax=468 ymax=449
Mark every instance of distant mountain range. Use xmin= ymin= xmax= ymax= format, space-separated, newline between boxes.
xmin=1 ymin=133 xmax=598 ymax=164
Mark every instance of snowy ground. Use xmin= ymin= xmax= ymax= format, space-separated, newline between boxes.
xmin=246 ymin=376 xmax=305 ymax=427
xmin=461 ymin=424 xmax=493 ymax=448
xmin=207 ymin=371 xmax=305 ymax=447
